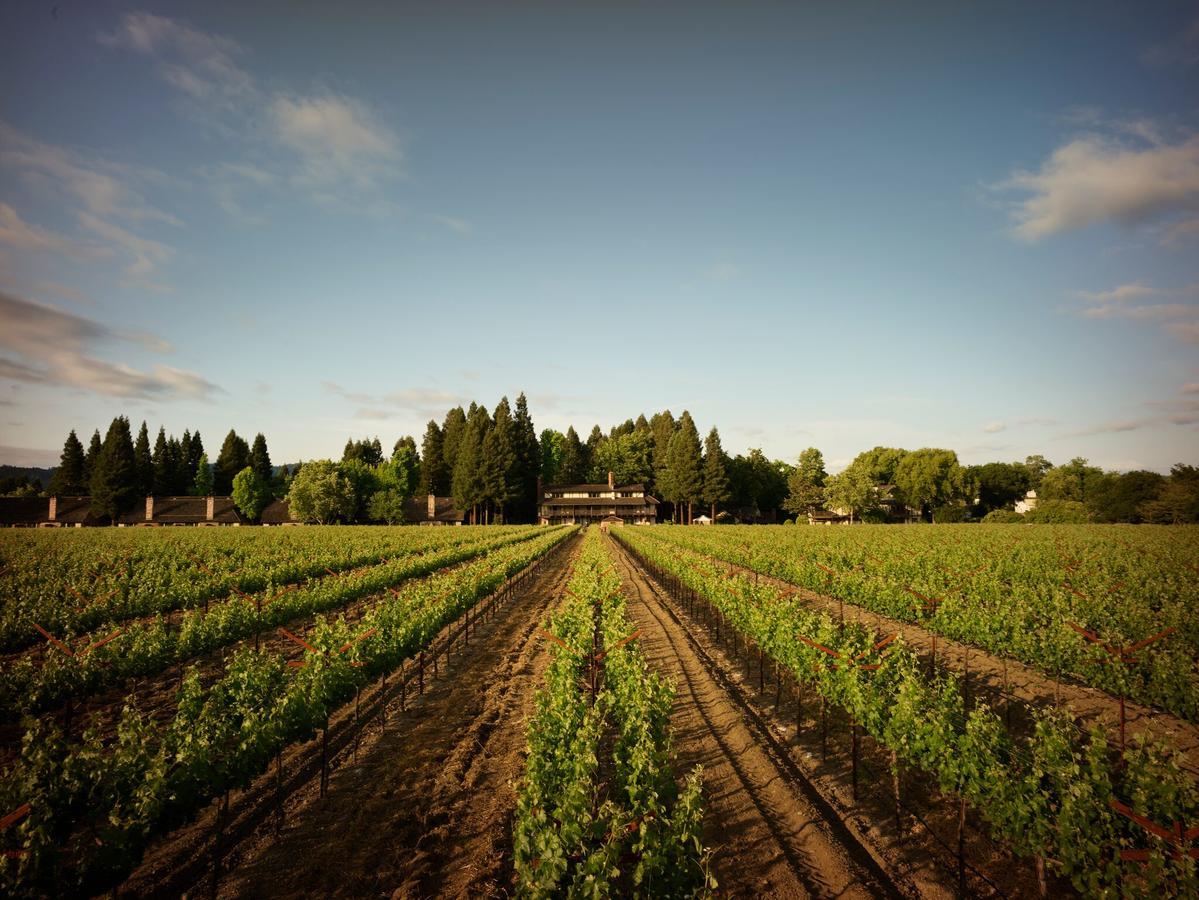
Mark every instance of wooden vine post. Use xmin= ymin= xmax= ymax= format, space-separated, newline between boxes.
xmin=1065 ymin=619 xmax=1176 ymax=757
xmin=903 ymin=587 xmax=944 ymax=676
xmin=796 ymin=631 xmax=896 ymax=803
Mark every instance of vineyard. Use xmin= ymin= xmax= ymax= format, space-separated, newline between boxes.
xmin=613 ymin=525 xmax=1199 ymax=897
xmin=0 ymin=525 xmax=572 ymax=896
xmin=1 ymin=522 xmax=1198 ymax=898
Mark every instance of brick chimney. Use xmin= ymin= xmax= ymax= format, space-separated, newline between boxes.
xmin=206 ymin=496 xmax=215 ymax=521
xmin=428 ymin=493 xmax=437 ymax=520
xmin=48 ymin=496 xmax=57 ymax=521
xmin=145 ymin=496 xmax=154 ymax=522
xmin=608 ymin=470 xmax=615 ymax=492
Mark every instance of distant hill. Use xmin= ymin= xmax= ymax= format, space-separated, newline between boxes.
xmin=0 ymin=465 xmax=54 ymax=488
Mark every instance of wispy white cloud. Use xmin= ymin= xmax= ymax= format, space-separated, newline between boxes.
xmin=99 ymin=13 xmax=402 ymax=211
xmin=77 ymin=212 xmax=173 ymax=288
xmin=982 ymin=422 xmax=1005 ymax=434
xmin=1072 ymin=281 xmax=1199 ymax=343
xmin=994 ymin=124 xmax=1199 ymax=240
xmin=432 ymin=214 xmax=472 ymax=235
xmin=0 ymin=289 xmax=220 ymax=400
xmin=0 ymin=202 xmax=105 ymax=261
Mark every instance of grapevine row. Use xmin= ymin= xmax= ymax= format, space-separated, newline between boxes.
xmin=0 ymin=526 xmax=572 ymax=897
xmin=512 ymin=528 xmax=710 ymax=898
xmin=614 ymin=527 xmax=1199 ymax=898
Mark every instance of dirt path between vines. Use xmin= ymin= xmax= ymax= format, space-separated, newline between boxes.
xmin=682 ymin=545 xmax=1199 ymax=776
xmin=184 ymin=533 xmax=581 ymax=899
xmin=607 ymin=536 xmax=919 ymax=899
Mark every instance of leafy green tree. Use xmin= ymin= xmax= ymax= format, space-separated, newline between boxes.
xmin=784 ymin=448 xmax=828 ymax=518
xmin=214 ymin=429 xmax=250 ymax=494
xmin=367 ymin=489 xmax=408 ymax=524
xmin=232 ymin=466 xmax=272 ymax=521
xmin=287 ymin=460 xmax=356 ymax=524
xmin=971 ymin=461 xmax=1031 ymax=515
xmin=193 ymin=452 xmax=214 ymax=495
xmin=419 ymin=420 xmax=446 ymax=495
xmin=250 ymin=433 xmax=273 ymax=483
xmin=1039 ymin=458 xmax=1104 ymax=504
xmin=1138 ymin=464 xmax=1199 ymax=524
xmin=852 ymin=446 xmax=909 ymax=485
xmin=338 ymin=458 xmax=380 ymax=522
xmin=822 ymin=465 xmax=875 ymax=523
xmin=893 ymin=448 xmax=971 ymax=520
xmin=1022 ymin=454 xmax=1053 ymax=491
xmin=1085 ymin=470 xmax=1165 ymax=523
xmin=134 ymin=421 xmax=153 ymax=495
xmin=701 ymin=427 xmax=731 ymax=520
xmin=49 ymin=430 xmax=87 ymax=495
xmin=590 ymin=429 xmax=654 ymax=485
xmin=388 ymin=438 xmax=422 ymax=497
xmin=90 ymin=416 xmax=138 ymax=522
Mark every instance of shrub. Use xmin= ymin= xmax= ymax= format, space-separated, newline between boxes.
xmin=933 ymin=504 xmax=970 ymax=523
xmin=982 ymin=509 xmax=1024 ymax=523
xmin=1024 ymin=500 xmax=1089 ymax=524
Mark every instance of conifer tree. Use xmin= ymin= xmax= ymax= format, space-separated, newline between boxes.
xmin=214 ymin=429 xmax=250 ymax=494
xmin=50 ymin=430 xmax=87 ymax=495
xmin=420 ymin=421 xmax=446 ymax=495
xmin=482 ymin=397 xmax=519 ymax=521
xmin=702 ymin=427 xmax=731 ymax=521
xmin=512 ymin=392 xmax=540 ymax=521
xmin=665 ymin=411 xmax=702 ymax=523
xmin=134 ymin=421 xmax=153 ymax=495
xmin=194 ymin=452 xmax=214 ymax=495
xmin=166 ymin=435 xmax=183 ymax=493
xmin=187 ymin=431 xmax=205 ymax=491
xmin=91 ymin=416 xmax=138 ymax=522
xmin=441 ymin=407 xmax=467 ymax=481
xmin=250 ymin=433 xmax=273 ymax=482
xmin=178 ymin=430 xmax=195 ymax=492
xmin=152 ymin=427 xmax=172 ymax=495
xmin=650 ymin=410 xmax=677 ymax=518
xmin=84 ymin=429 xmax=102 ymax=485
xmin=559 ymin=426 xmax=587 ymax=484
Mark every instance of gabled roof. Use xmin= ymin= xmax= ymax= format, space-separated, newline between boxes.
xmin=540 ymin=495 xmax=658 ymax=508
xmin=0 ymin=497 xmax=49 ymax=525
xmin=260 ymin=499 xmax=293 ymax=524
xmin=52 ymin=496 xmax=103 ymax=525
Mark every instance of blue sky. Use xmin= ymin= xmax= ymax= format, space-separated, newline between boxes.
xmin=1 ymin=1 xmax=1197 ymax=471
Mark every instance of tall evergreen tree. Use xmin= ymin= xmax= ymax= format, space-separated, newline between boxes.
xmin=420 ymin=421 xmax=446 ymax=495
xmin=133 ymin=421 xmax=153 ymax=495
xmin=650 ymin=410 xmax=677 ymax=518
xmin=166 ymin=436 xmax=183 ymax=493
xmin=178 ymin=430 xmax=195 ymax=493
xmin=251 ymin=433 xmax=273 ymax=482
xmin=188 ymin=431 xmax=205 ymax=492
xmin=452 ymin=407 xmax=489 ymax=523
xmin=539 ymin=429 xmax=566 ymax=486
xmin=482 ymin=397 xmax=519 ymax=522
xmin=214 ymin=429 xmax=250 ymax=494
xmin=665 ymin=411 xmax=703 ymax=523
xmin=49 ymin=430 xmax=87 ymax=495
xmin=152 ymin=427 xmax=173 ymax=495
xmin=585 ymin=425 xmax=603 ymax=476
xmin=559 ymin=426 xmax=588 ymax=484
xmin=84 ymin=429 xmax=102 ymax=485
xmin=512 ymin=392 xmax=540 ymax=522
xmin=194 ymin=452 xmax=214 ymax=495
xmin=441 ymin=406 xmax=467 ymax=480
xmin=91 ymin=416 xmax=138 ymax=522
xmin=701 ymin=427 xmax=731 ymax=521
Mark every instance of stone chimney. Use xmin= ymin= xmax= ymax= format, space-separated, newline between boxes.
xmin=428 ymin=493 xmax=437 ymax=520
xmin=145 ymin=496 xmax=154 ymax=522
xmin=206 ymin=496 xmax=215 ymax=521
xmin=608 ymin=470 xmax=615 ymax=492
xmin=48 ymin=496 xmax=57 ymax=521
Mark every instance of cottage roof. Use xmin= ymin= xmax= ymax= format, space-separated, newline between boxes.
xmin=544 ymin=483 xmax=647 ymax=493
xmin=539 ymin=495 xmax=658 ymax=509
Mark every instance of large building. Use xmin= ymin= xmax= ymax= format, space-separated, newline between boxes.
xmin=537 ymin=472 xmax=658 ymax=526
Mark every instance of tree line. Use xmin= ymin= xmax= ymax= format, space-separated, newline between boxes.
xmin=779 ymin=446 xmax=1199 ymax=525
xmin=31 ymin=401 xmax=1199 ymax=525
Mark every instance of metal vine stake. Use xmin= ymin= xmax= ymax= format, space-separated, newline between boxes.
xmin=1065 ymin=619 xmax=1176 ymax=756
xmin=1110 ymin=799 xmax=1199 ymax=863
